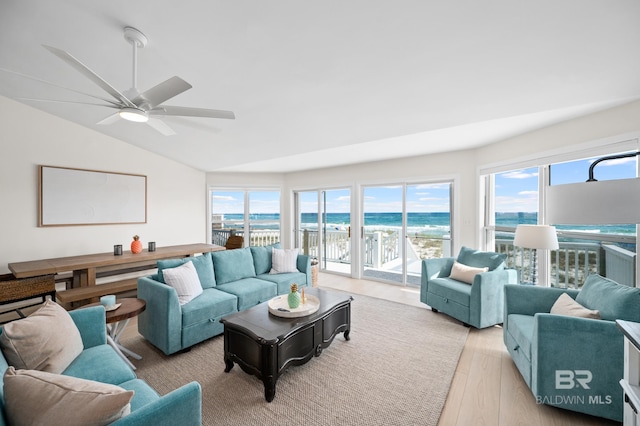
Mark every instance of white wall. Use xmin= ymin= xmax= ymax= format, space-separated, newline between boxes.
xmin=205 ymin=172 xmax=285 ymax=189
xmin=0 ymin=96 xmax=206 ymax=274
xmin=476 ymin=99 xmax=640 ymax=168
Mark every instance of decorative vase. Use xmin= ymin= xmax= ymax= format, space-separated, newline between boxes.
xmin=288 ymin=283 xmax=301 ymax=309
xmin=131 ymin=235 xmax=143 ymax=254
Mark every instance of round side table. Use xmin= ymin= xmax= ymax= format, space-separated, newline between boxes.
xmin=84 ymin=298 xmax=146 ymax=370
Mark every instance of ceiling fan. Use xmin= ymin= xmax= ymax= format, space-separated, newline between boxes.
xmin=15 ymin=27 xmax=235 ymax=136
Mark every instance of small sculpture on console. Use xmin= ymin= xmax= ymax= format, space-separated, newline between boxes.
xmin=131 ymin=235 xmax=143 ymax=254
xmin=288 ymin=283 xmax=301 ymax=309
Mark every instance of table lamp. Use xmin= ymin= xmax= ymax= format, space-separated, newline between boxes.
xmin=513 ymin=225 xmax=559 ymax=285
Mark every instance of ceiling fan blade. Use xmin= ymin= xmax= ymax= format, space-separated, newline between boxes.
xmin=147 ymin=118 xmax=176 ymax=136
xmin=17 ymin=97 xmax=118 ymax=108
xmin=42 ymin=45 xmax=135 ymax=108
xmin=97 ymin=113 xmax=121 ymax=125
xmin=132 ymin=76 xmax=192 ymax=108
xmin=0 ymin=68 xmax=121 ymax=107
xmin=150 ymin=106 xmax=235 ymax=120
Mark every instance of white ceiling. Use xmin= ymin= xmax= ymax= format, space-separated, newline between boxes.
xmin=1 ymin=1 xmax=639 ymax=173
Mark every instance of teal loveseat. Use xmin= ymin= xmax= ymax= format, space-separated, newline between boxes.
xmin=420 ymin=246 xmax=518 ymax=328
xmin=0 ymin=305 xmax=201 ymax=425
xmin=138 ymin=245 xmax=311 ymax=355
xmin=504 ymin=274 xmax=640 ymax=421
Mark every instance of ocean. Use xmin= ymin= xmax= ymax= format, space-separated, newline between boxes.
xmin=218 ymin=212 xmax=636 ymax=238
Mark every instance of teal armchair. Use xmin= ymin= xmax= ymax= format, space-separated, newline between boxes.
xmin=0 ymin=306 xmax=202 ymax=426
xmin=420 ymin=246 xmax=518 ymax=328
xmin=504 ymin=274 xmax=640 ymax=422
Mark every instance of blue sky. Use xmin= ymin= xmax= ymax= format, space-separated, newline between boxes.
xmin=211 ymin=154 xmax=637 ymax=214
xmin=211 ymin=191 xmax=280 ymax=214
xmin=293 ymin=185 xmax=452 ymax=214
xmin=362 ymin=184 xmax=451 ymax=213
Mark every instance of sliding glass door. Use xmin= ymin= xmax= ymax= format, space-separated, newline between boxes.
xmin=362 ymin=185 xmax=403 ymax=283
xmin=362 ymin=182 xmax=452 ymax=286
xmin=295 ymin=191 xmax=319 ymax=259
xmin=322 ymin=189 xmax=351 ymax=274
xmin=406 ymin=183 xmax=452 ymax=283
xmin=294 ymin=188 xmax=352 ymax=275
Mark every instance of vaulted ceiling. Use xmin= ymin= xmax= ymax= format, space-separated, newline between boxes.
xmin=1 ymin=1 xmax=639 ymax=172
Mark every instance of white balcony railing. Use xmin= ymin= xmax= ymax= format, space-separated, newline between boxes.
xmin=496 ymin=239 xmax=636 ymax=289
xmin=212 ymin=229 xmax=280 ymax=247
xmin=214 ymin=228 xmax=636 ymax=289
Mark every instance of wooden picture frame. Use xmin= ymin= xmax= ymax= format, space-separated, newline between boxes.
xmin=38 ymin=165 xmax=147 ymax=226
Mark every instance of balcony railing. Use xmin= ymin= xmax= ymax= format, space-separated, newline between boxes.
xmin=214 ymin=228 xmax=636 ymax=288
xmin=297 ymin=229 xmax=450 ymax=267
xmin=496 ymin=238 xmax=636 ymax=289
xmin=212 ymin=229 xmax=280 ymax=247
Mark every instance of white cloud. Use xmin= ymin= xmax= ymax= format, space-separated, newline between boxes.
xmin=502 ymin=170 xmax=539 ymax=179
xmin=414 ymin=183 xmax=450 ymax=190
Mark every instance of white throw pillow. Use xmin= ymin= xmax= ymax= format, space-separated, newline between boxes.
xmin=4 ymin=367 xmax=133 ymax=426
xmin=0 ymin=300 xmax=83 ymax=374
xmin=551 ymin=293 xmax=601 ymax=319
xmin=162 ymin=261 xmax=204 ymax=305
xmin=449 ymin=261 xmax=488 ymax=285
xmin=270 ymin=248 xmax=299 ymax=274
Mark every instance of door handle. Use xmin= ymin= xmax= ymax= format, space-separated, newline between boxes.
xmin=348 ymin=226 xmax=351 ymax=238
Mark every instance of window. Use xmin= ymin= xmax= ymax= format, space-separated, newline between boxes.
xmin=547 ymin=154 xmax=637 ymax=288
xmin=211 ymin=190 xmax=281 ymax=247
xmin=361 ymin=182 xmax=452 ymax=286
xmin=484 ymin=146 xmax=638 ymax=289
xmin=492 ymin=168 xmax=539 ymax=283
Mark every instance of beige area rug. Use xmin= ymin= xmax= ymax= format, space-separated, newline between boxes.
xmin=122 ymin=292 xmax=469 ymax=426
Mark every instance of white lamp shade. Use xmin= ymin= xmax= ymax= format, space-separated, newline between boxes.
xmin=513 ymin=225 xmax=559 ymax=250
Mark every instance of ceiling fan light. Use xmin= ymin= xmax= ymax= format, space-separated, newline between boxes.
xmin=119 ymin=107 xmax=148 ymax=122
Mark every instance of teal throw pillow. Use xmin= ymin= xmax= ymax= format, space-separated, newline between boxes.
xmin=211 ymin=248 xmax=257 ymax=285
xmin=157 ymin=252 xmax=216 ymax=289
xmin=250 ymin=243 xmax=282 ymax=275
xmin=575 ymin=273 xmax=640 ymax=322
xmin=456 ymin=246 xmax=506 ymax=271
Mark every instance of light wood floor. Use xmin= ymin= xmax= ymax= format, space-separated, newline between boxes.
xmin=122 ymin=273 xmax=620 ymax=425
xmin=320 ymin=273 xmax=620 ymax=426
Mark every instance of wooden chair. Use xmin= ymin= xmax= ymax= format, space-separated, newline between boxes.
xmin=225 ymin=235 xmax=244 ymax=250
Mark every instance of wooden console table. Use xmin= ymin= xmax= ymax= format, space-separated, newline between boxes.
xmin=8 ymin=243 xmax=224 ymax=307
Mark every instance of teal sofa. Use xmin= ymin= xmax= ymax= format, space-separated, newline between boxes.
xmin=420 ymin=246 xmax=518 ymax=328
xmin=504 ymin=274 xmax=640 ymax=421
xmin=138 ymin=245 xmax=311 ymax=355
xmin=0 ymin=306 xmax=201 ymax=425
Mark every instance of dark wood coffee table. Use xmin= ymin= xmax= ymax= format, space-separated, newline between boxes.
xmin=220 ymin=288 xmax=352 ymax=402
